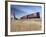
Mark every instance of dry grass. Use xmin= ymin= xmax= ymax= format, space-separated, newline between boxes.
xmin=10 ymin=19 xmax=42 ymax=32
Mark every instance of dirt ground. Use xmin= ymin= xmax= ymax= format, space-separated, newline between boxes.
xmin=10 ymin=18 xmax=42 ymax=32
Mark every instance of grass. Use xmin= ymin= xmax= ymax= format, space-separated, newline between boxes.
xmin=10 ymin=18 xmax=42 ymax=32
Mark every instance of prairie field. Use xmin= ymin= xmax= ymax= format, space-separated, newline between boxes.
xmin=10 ymin=18 xmax=42 ymax=32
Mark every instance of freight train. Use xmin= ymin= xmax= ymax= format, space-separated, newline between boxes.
xmin=21 ymin=12 xmax=40 ymax=19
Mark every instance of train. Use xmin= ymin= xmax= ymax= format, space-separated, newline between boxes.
xmin=21 ymin=12 xmax=40 ymax=19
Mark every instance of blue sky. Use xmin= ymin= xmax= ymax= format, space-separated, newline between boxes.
xmin=11 ymin=5 xmax=42 ymax=19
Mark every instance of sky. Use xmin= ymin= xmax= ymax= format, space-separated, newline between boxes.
xmin=11 ymin=5 xmax=42 ymax=19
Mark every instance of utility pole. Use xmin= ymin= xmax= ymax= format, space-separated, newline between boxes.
xmin=13 ymin=11 xmax=15 ymax=20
